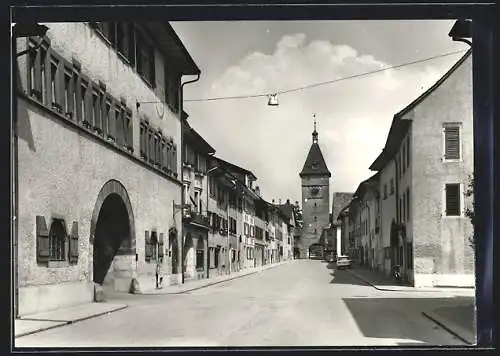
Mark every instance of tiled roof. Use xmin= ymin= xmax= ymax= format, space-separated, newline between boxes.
xmin=213 ymin=156 xmax=257 ymax=181
xmin=276 ymin=203 xmax=295 ymax=221
xmin=299 ymin=142 xmax=331 ymax=177
xmin=182 ymin=116 xmax=216 ymax=155
xmin=332 ymin=192 xmax=354 ymax=222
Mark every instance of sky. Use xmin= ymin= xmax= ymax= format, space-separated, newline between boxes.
xmin=171 ymin=20 xmax=469 ymax=206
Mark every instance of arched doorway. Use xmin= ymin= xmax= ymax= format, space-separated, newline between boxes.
xmin=90 ymin=180 xmax=135 ymax=298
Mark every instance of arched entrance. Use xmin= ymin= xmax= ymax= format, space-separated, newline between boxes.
xmin=90 ymin=180 xmax=135 ymax=299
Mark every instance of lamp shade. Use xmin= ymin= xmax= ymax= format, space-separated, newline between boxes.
xmin=268 ymin=94 xmax=279 ymax=106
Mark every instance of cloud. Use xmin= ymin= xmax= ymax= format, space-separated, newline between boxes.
xmin=185 ymin=32 xmax=464 ymax=205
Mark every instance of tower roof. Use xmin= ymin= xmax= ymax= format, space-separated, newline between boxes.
xmin=300 ymin=120 xmax=331 ymax=178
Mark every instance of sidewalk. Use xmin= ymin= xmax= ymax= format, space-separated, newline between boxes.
xmin=140 ymin=260 xmax=290 ymax=295
xmin=347 ymin=267 xmax=475 ymax=294
xmin=422 ymin=304 xmax=476 ymax=345
xmin=15 ymin=302 xmax=128 ymax=338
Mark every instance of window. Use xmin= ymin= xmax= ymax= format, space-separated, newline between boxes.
xmin=444 ymin=125 xmax=461 ymax=160
xmin=406 ymin=188 xmax=410 ymax=221
xmin=161 ymin=138 xmax=167 ymax=171
xmin=136 ymin=30 xmax=155 ymax=86
xmin=445 ymin=184 xmax=461 ymax=216
xmin=196 ymin=249 xmax=204 ymax=270
xmin=406 ymin=136 xmax=410 ymax=168
xmin=91 ymin=89 xmax=101 ymax=133
xmin=214 ymin=247 xmax=219 ymax=268
xmin=50 ymin=58 xmax=61 ymax=112
xmin=63 ymin=68 xmax=73 ymax=119
xmin=49 ymin=219 xmax=66 ymax=261
xmin=103 ymin=99 xmax=113 ymax=141
xmin=397 ymin=154 xmax=401 ymax=180
xmin=399 ymin=197 xmax=402 ymax=223
xmin=402 ymin=193 xmax=406 ymax=223
xmin=165 ymin=65 xmax=180 ymax=112
xmin=150 ymin=231 xmax=158 ymax=261
xmin=402 ymin=144 xmax=406 ymax=174
xmin=250 ymin=226 xmax=255 ymax=237
xmin=80 ymin=80 xmax=88 ymax=125
xmin=40 ymin=47 xmax=47 ymax=104
xmin=390 ymin=178 xmax=395 ymax=195
xmin=244 ymin=223 xmax=249 ymax=236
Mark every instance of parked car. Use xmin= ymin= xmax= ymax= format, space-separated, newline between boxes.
xmin=336 ymin=255 xmax=352 ymax=269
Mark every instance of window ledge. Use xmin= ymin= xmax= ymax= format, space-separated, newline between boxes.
xmin=19 ymin=92 xmax=182 ymax=187
xmin=48 ymin=261 xmax=68 ymax=268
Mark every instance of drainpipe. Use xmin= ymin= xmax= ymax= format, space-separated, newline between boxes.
xmin=179 ymin=72 xmax=201 ymax=284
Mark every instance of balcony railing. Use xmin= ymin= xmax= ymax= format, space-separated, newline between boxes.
xmin=183 ymin=205 xmax=210 ymax=229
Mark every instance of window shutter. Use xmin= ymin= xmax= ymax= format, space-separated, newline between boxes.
xmin=36 ymin=215 xmax=50 ymax=263
xmin=174 ymin=143 xmax=178 ymax=171
xmin=158 ymin=233 xmax=164 ymax=258
xmin=83 ymin=81 xmax=92 ymax=126
xmin=69 ymin=221 xmax=79 ymax=264
xmin=445 ymin=184 xmax=460 ymax=216
xmin=145 ymin=230 xmax=152 ymax=262
xmin=56 ymin=59 xmax=64 ymax=108
xmin=108 ymin=101 xmax=116 ymax=141
xmin=127 ymin=110 xmax=133 ymax=149
xmin=445 ymin=126 xmax=460 ymax=159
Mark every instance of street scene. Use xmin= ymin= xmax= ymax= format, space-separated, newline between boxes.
xmin=15 ymin=260 xmax=474 ymax=347
xmin=12 ymin=18 xmax=476 ymax=348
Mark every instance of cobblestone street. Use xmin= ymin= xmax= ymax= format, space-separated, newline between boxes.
xmin=15 ymin=260 xmax=472 ymax=348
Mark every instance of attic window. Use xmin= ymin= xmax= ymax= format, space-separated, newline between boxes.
xmin=311 ymin=163 xmax=319 ymax=170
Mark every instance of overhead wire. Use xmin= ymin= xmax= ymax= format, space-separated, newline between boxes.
xmin=183 ymin=49 xmax=468 ymax=103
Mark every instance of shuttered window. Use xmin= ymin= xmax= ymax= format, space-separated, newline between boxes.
xmin=445 ymin=184 xmax=461 ymax=216
xmin=444 ymin=126 xmax=460 ymax=160
xmin=49 ymin=219 xmax=66 ymax=261
xmin=69 ymin=221 xmax=79 ymax=264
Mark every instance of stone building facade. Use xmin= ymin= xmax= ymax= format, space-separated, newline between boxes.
xmin=14 ymin=22 xmax=199 ymax=316
xmin=181 ymin=113 xmax=214 ymax=281
xmin=368 ymin=50 xmax=474 ymax=287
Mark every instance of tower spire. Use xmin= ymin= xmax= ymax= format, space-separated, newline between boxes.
xmin=312 ymin=113 xmax=318 ymax=143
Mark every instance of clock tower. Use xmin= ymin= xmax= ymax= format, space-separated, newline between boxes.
xmin=298 ymin=120 xmax=331 ymax=259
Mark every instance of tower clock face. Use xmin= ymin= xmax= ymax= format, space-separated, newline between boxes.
xmin=310 ymin=186 xmax=321 ymax=196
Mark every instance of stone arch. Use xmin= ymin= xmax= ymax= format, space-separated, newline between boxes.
xmin=90 ymin=179 xmax=136 ymax=253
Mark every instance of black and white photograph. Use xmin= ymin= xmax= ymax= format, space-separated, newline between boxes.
xmin=11 ymin=5 xmax=494 ymax=349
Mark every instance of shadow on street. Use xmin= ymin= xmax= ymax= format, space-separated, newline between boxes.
xmin=342 ymin=296 xmax=475 ymax=345
xmin=328 ymin=269 xmax=371 ymax=287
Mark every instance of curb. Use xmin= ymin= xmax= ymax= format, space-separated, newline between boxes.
xmin=346 ymin=269 xmax=471 ymax=293
xmin=346 ymin=269 xmax=398 ymax=292
xmin=421 ymin=311 xmax=475 ymax=345
xmin=15 ymin=321 xmax=69 ymax=339
xmin=15 ymin=305 xmax=129 ymax=339
xmin=142 ymin=262 xmax=287 ymax=295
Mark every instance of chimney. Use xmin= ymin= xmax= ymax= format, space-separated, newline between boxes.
xmin=272 ymin=199 xmax=275 ymax=204
xmin=286 ymin=199 xmax=290 ymax=205
xmin=255 ymin=186 xmax=260 ymax=196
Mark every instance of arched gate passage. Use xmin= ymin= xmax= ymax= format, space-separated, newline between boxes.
xmin=90 ymin=180 xmax=136 ymax=297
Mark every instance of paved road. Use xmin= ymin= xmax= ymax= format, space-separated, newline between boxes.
xmin=15 ymin=260 xmax=466 ymax=347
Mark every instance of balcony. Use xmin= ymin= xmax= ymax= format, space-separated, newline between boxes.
xmin=182 ymin=205 xmax=210 ymax=230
